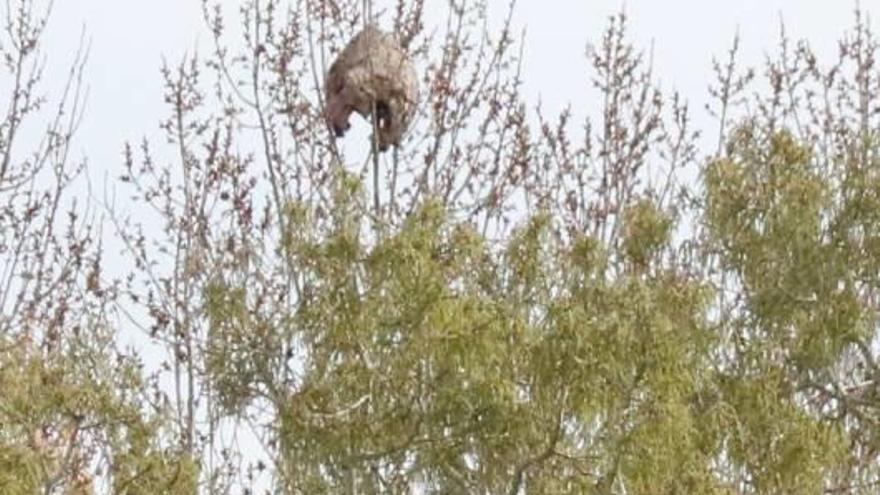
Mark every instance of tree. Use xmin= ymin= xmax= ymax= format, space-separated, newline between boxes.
xmin=0 ymin=1 xmax=196 ymax=493
xmin=700 ymin=13 xmax=880 ymax=491
xmin=4 ymin=0 xmax=880 ymax=493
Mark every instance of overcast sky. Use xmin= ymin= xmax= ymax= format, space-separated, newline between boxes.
xmin=41 ymin=1 xmax=875 ymax=183
xmin=37 ymin=1 xmax=874 ymax=184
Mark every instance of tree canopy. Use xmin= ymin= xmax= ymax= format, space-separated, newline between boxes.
xmin=2 ymin=1 xmax=880 ymax=493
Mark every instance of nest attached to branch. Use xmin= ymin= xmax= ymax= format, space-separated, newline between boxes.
xmin=323 ymin=25 xmax=418 ymax=152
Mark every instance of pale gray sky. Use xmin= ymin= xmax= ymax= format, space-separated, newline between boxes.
xmin=44 ymin=1 xmax=876 ymax=182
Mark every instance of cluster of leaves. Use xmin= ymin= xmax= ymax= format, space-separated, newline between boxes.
xmin=254 ymin=192 xmax=718 ymax=494
xmin=0 ymin=333 xmax=198 ymax=494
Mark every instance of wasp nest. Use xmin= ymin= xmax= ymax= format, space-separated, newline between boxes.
xmin=323 ymin=25 xmax=418 ymax=151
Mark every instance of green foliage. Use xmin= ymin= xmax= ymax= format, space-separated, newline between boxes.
xmin=202 ymin=193 xmax=726 ymax=493
xmin=0 ymin=334 xmax=195 ymax=494
xmin=705 ymin=130 xmax=866 ymax=368
xmin=112 ymin=439 xmax=199 ymax=495
xmin=196 ymin=131 xmax=880 ymax=491
xmin=205 ymin=281 xmax=262 ymax=415
xmin=719 ymin=372 xmax=846 ymax=494
xmin=622 ymin=199 xmax=673 ymax=269
xmin=702 ymin=128 xmax=873 ymax=492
